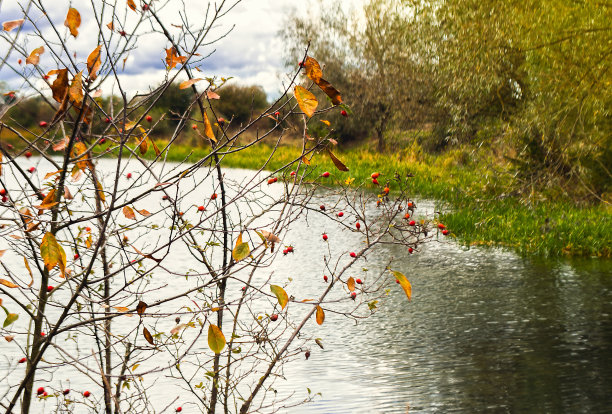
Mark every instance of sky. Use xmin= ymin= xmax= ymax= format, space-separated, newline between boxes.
xmin=0 ymin=0 xmax=327 ymax=99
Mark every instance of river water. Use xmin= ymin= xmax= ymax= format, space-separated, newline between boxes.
xmin=1 ymin=158 xmax=610 ymax=413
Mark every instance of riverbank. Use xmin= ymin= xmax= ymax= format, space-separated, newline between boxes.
xmin=146 ymin=140 xmax=611 ymax=258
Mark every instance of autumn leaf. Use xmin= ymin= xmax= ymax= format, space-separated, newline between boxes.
xmin=259 ymin=230 xmax=281 ymax=244
xmin=149 ymin=136 xmax=161 ymax=156
xmin=208 ymin=324 xmax=226 ymax=354
xmin=50 ymin=69 xmax=69 ymax=103
xmin=106 ymin=21 xmax=114 ymax=31
xmin=232 ymin=233 xmax=250 ymax=262
xmin=114 ymin=306 xmax=130 ymax=313
xmin=37 ymin=189 xmax=58 ymax=210
xmin=391 ymin=270 xmax=412 ymax=301
xmin=0 ymin=279 xmax=18 ymax=288
xmin=40 ymin=232 xmax=66 ymax=278
xmin=347 ymin=276 xmax=355 ymax=292
xmin=294 ymin=86 xmax=318 ymax=118
xmin=127 ymin=0 xmax=137 ymax=11
xmin=71 ymin=142 xmax=93 ymax=171
xmin=24 ymin=257 xmax=34 ymax=287
xmin=203 ymin=112 xmax=217 ymax=143
xmin=317 ymin=78 xmax=342 ymax=105
xmin=138 ymin=135 xmax=148 ymax=155
xmin=68 ymin=71 xmax=84 ymax=107
xmin=303 ymin=56 xmax=322 ymax=83
xmin=138 ymin=209 xmax=151 ymax=217
xmin=301 ymin=156 xmax=311 ymax=166
xmin=25 ymin=46 xmax=44 ymax=65
xmin=270 ymin=285 xmax=288 ymax=310
xmin=165 ymin=47 xmax=186 ymax=69
xmin=64 ymin=8 xmax=81 ymax=38
xmin=179 ymin=78 xmax=202 ymax=89
xmin=53 ymin=137 xmax=69 ymax=152
xmin=136 ymin=301 xmax=147 ymax=315
xmin=3 ymin=313 xmax=18 ymax=328
xmin=206 ymin=89 xmax=220 ymax=100
xmin=143 ymin=327 xmax=154 ymax=345
xmin=123 ymin=206 xmax=136 ymax=220
xmin=315 ymin=305 xmax=325 ymax=325
xmin=327 ymin=149 xmax=349 ymax=171
xmin=320 ymin=119 xmax=331 ymax=127
xmin=3 ymin=19 xmax=25 ymax=32
xmin=87 ymin=45 xmax=102 ymax=81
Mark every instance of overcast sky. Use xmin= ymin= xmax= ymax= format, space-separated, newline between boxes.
xmin=0 ymin=0 xmax=329 ymax=99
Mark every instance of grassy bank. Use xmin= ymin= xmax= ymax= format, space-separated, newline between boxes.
xmin=147 ymin=140 xmax=611 ymax=258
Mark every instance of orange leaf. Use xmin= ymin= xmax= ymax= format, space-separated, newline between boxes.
xmin=294 ymin=85 xmax=318 ymax=118
xmin=123 ymin=206 xmax=136 ymax=220
xmin=391 ymin=270 xmax=412 ymax=301
xmin=64 ymin=8 xmax=81 ymax=38
xmin=68 ymin=71 xmax=84 ymax=107
xmin=143 ymin=326 xmax=154 ymax=345
xmin=106 ymin=21 xmax=114 ymax=31
xmin=315 ymin=305 xmax=325 ymax=325
xmin=206 ymin=90 xmax=220 ymax=100
xmin=165 ymin=47 xmax=186 ymax=70
xmin=24 ymin=257 xmax=34 ymax=287
xmin=149 ymin=136 xmax=161 ymax=156
xmin=203 ymin=112 xmax=216 ymax=143
xmin=317 ymin=78 xmax=342 ymax=105
xmin=303 ymin=56 xmax=322 ymax=83
xmin=25 ymin=46 xmax=44 ymax=65
xmin=50 ymin=69 xmax=69 ymax=104
xmin=3 ymin=19 xmax=25 ymax=32
xmin=87 ymin=45 xmax=102 ymax=81
xmin=138 ymin=209 xmax=151 ymax=217
xmin=0 ymin=279 xmax=18 ymax=288
xmin=301 ymin=156 xmax=311 ymax=165
xmin=179 ymin=78 xmax=203 ymax=89
xmin=114 ymin=306 xmax=129 ymax=313
xmin=37 ymin=189 xmax=57 ymax=210
xmin=327 ymin=149 xmax=349 ymax=172
xmin=347 ymin=276 xmax=355 ymax=292
xmin=127 ymin=0 xmax=137 ymax=11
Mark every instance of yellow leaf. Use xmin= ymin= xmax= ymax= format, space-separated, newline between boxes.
xmin=114 ymin=306 xmax=129 ymax=313
xmin=320 ymin=119 xmax=331 ymax=127
xmin=0 ymin=279 xmax=18 ymax=288
xmin=294 ymin=86 xmax=318 ymax=118
xmin=25 ymin=46 xmax=44 ymax=65
xmin=203 ymin=112 xmax=217 ymax=143
xmin=127 ymin=0 xmax=137 ymax=11
xmin=87 ymin=45 xmax=102 ymax=81
xmin=95 ymin=179 xmax=106 ymax=203
xmin=391 ymin=270 xmax=412 ymax=301
xmin=327 ymin=149 xmax=349 ymax=171
xmin=40 ymin=232 xmax=66 ymax=278
xmin=232 ymin=233 xmax=250 ymax=262
xmin=301 ymin=156 xmax=311 ymax=165
xmin=3 ymin=19 xmax=25 ymax=32
xmin=71 ymin=142 xmax=93 ymax=171
xmin=315 ymin=305 xmax=325 ymax=325
xmin=303 ymin=56 xmax=322 ymax=83
xmin=347 ymin=276 xmax=355 ymax=292
xmin=123 ymin=206 xmax=136 ymax=220
xmin=208 ymin=324 xmax=226 ymax=354
xmin=344 ymin=177 xmax=355 ymax=185
xmin=179 ymin=78 xmax=203 ymax=89
xmin=270 ymin=285 xmax=289 ymax=310
xmin=64 ymin=8 xmax=81 ymax=38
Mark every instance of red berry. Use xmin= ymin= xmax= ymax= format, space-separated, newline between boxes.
xmin=371 ymin=172 xmax=380 ymax=179
xmin=119 ymin=30 xmax=126 ymax=36
xmin=19 ymin=357 xmax=26 ymax=363
xmin=404 ymin=213 xmax=410 ymax=219
xmin=7 ymin=144 xmax=13 ymax=149
xmin=305 ymin=350 xmax=311 ymax=359
xmin=126 ymin=173 xmax=132 ymax=179
xmin=43 ymin=392 xmax=48 ymax=397
xmin=105 ymin=117 xmax=111 ymax=123
xmin=356 ymin=222 xmax=361 ymax=230
xmin=383 ymin=187 xmax=390 ymax=194
xmin=408 ymin=202 xmax=414 ymax=208
xmin=142 ymin=3 xmax=149 ymax=11
xmin=99 ymin=138 xmax=106 ymax=145
xmin=0 ymin=189 xmax=5 ymax=196
xmin=28 ymin=167 xmax=36 ymax=173
xmin=438 ymin=223 xmax=446 ymax=230
xmin=408 ymin=247 xmax=414 ymax=254
xmin=63 ymin=389 xmax=70 ymax=395
xmin=341 ymin=110 xmax=348 ymax=117
xmin=37 ymin=387 xmax=44 ymax=395
xmin=356 ymin=278 xmax=363 ymax=284
xmin=18 ymin=59 xmax=22 ymax=65
xmin=1 ymin=196 xmax=7 ymax=203
xmin=25 ymin=151 xmax=32 ymax=158
xmin=198 ymin=205 xmax=205 ymax=212
xmin=319 ymin=205 xmax=325 ymax=211
xmin=283 ymin=249 xmax=288 ymax=255
xmin=217 ymin=118 xmax=225 ymax=125
xmin=39 ymin=121 xmax=48 ymax=127
xmin=322 ymin=171 xmax=330 ymax=178
xmin=298 ymin=61 xmax=305 ymax=68
xmin=396 ymin=279 xmax=400 ymax=284
xmin=74 ymin=253 xmax=79 ymax=260
xmin=372 ymin=178 xmax=379 ymax=185
xmin=83 ymin=391 xmax=91 ymax=398
xmin=270 ymin=314 xmax=278 ymax=322
xmin=267 ymin=178 xmax=276 ymax=185
xmin=85 ymin=227 xmax=91 ymax=232
xmin=211 ymin=193 xmax=217 ymax=200
xmin=241 ymin=286 xmax=246 ymax=292
xmin=192 ymin=124 xmax=197 ymax=130
xmin=146 ymin=115 xmax=153 ymax=123
xmin=176 ymin=408 xmax=182 ymax=413
xmin=44 ymin=75 xmax=50 ymax=80
xmin=350 ymin=292 xmax=357 ymax=300
xmin=409 ymin=220 xmax=416 ymax=226
xmin=442 ymin=229 xmax=449 ymax=236
xmin=47 ymin=286 xmax=54 ymax=292
xmin=40 ymin=332 xmax=45 ymax=337
xmin=290 ymin=171 xmax=296 ymax=176
xmin=337 ymin=212 xmax=344 ymax=217
xmin=322 ymin=234 xmax=328 ymax=241
xmin=287 ymin=246 xmax=294 ymax=253
xmin=350 ymin=252 xmax=356 ymax=258
xmin=274 ymin=111 xmax=280 ymax=117
xmin=323 ymin=275 xmax=328 ymax=282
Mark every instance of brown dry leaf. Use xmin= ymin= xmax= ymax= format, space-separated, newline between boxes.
xmin=303 ymin=56 xmax=322 ymax=83
xmin=24 ymin=257 xmax=34 ymax=287
xmin=143 ymin=326 xmax=154 ymax=345
xmin=347 ymin=276 xmax=355 ymax=292
xmin=5 ymin=335 xmax=14 ymax=342
xmin=149 ymin=136 xmax=161 ymax=156
xmin=95 ymin=179 xmax=106 ymax=203
xmin=0 ymin=250 xmax=5 ymax=258
xmin=87 ymin=45 xmax=102 ymax=81
xmin=132 ymin=246 xmax=161 ymax=263
xmin=137 ymin=209 xmax=151 ymax=217
xmin=64 ymin=8 xmax=81 ymax=38
xmin=127 ymin=0 xmax=137 ymax=11
xmin=25 ymin=46 xmax=44 ymax=65
xmin=138 ymin=136 xmax=149 ymax=155
xmin=316 ymin=78 xmax=342 ymax=105
xmin=19 ymin=207 xmax=32 ymax=225
xmin=203 ymin=112 xmax=216 ymax=143
xmin=10 ymin=235 xmax=23 ymax=240
xmin=25 ymin=222 xmax=41 ymax=233
xmin=3 ymin=19 xmax=25 ymax=32
xmin=179 ymin=78 xmax=202 ymax=89
xmin=37 ymin=189 xmax=58 ymax=210
xmin=294 ymin=85 xmax=318 ymax=118
xmin=315 ymin=305 xmax=325 ymax=325
xmin=68 ymin=71 xmax=84 ymax=107
xmin=123 ymin=206 xmax=136 ymax=220
xmin=206 ymin=90 xmax=220 ymax=100
xmin=63 ymin=187 xmax=73 ymax=200
xmin=327 ymin=149 xmax=349 ymax=172
xmin=0 ymin=279 xmax=18 ymax=288
xmin=170 ymin=323 xmax=188 ymax=335
xmin=136 ymin=301 xmax=147 ymax=315
xmin=92 ymin=89 xmax=103 ymax=98
xmin=259 ymin=230 xmax=281 ymax=243
xmin=165 ymin=47 xmax=186 ymax=69
xmin=51 ymin=69 xmax=69 ymax=103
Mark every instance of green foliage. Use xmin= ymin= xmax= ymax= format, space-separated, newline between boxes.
xmin=210 ymin=84 xmax=269 ymax=126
